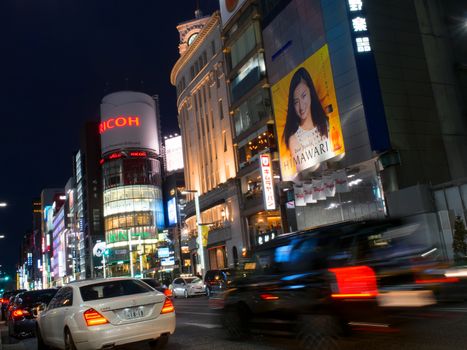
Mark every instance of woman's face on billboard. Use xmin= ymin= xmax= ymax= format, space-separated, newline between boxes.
xmin=293 ymin=79 xmax=311 ymax=123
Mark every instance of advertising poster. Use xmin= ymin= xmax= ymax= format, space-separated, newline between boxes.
xmin=271 ymin=44 xmax=345 ymax=181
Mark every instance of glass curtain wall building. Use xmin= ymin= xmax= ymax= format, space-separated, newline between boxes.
xmin=100 ymin=91 xmax=164 ymax=277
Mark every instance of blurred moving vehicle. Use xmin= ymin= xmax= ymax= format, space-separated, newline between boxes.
xmin=219 ymin=219 xmax=449 ymax=349
xmin=204 ymin=269 xmax=235 ymax=297
xmin=171 ymin=276 xmax=206 ymax=298
xmin=7 ymin=288 xmax=58 ymax=338
xmin=36 ymin=277 xmax=175 ymax=350
xmin=141 ymin=278 xmax=173 ymax=298
xmin=1 ymin=289 xmax=26 ymax=321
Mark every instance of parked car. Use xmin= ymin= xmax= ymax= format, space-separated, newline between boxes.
xmin=141 ymin=278 xmax=173 ymax=298
xmin=7 ymin=288 xmax=59 ymax=338
xmin=204 ymin=269 xmax=235 ymax=296
xmin=1 ymin=289 xmax=26 ymax=321
xmin=218 ymin=219 xmax=448 ymax=349
xmin=171 ymin=276 xmax=206 ymax=298
xmin=36 ymin=277 xmax=175 ymax=350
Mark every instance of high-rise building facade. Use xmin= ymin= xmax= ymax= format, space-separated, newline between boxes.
xmin=243 ymin=0 xmax=467 ymax=259
xmin=171 ymin=10 xmax=244 ymax=275
xmin=219 ymin=1 xmax=283 ymax=250
xmin=100 ymin=91 xmax=165 ymax=277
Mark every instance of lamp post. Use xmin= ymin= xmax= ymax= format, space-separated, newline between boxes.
xmin=181 ymin=190 xmax=205 ymax=277
xmin=0 ymin=202 xmax=7 ymax=207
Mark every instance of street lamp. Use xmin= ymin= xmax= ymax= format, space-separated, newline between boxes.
xmin=0 ymin=202 xmax=7 ymax=207
xmin=0 ymin=235 xmax=5 ymax=239
xmin=181 ymin=189 xmax=205 ymax=276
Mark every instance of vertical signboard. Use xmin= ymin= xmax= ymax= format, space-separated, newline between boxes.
xmin=260 ymin=154 xmax=276 ymax=210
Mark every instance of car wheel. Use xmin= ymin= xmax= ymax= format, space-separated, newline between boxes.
xmin=222 ymin=305 xmax=250 ymax=340
xmin=184 ymin=289 xmax=189 ymax=299
xmin=297 ymin=315 xmax=339 ymax=350
xmin=36 ymin=326 xmax=50 ymax=350
xmin=64 ymin=329 xmax=77 ymax=350
xmin=149 ymin=334 xmax=169 ymax=350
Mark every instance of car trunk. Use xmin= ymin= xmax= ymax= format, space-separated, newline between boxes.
xmin=84 ymin=292 xmax=166 ymax=325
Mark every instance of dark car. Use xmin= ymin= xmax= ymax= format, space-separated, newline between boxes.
xmin=140 ymin=278 xmax=173 ymax=298
xmin=7 ymin=288 xmax=58 ymax=337
xmin=204 ymin=269 xmax=236 ymax=296
xmin=1 ymin=290 xmax=26 ymax=321
xmin=7 ymin=288 xmax=59 ymax=338
xmin=218 ymin=219 xmax=449 ymax=349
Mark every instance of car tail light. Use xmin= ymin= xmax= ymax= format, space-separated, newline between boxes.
xmin=160 ymin=298 xmax=175 ymax=314
xmin=328 ymin=265 xmax=378 ymax=299
xmin=12 ymin=309 xmax=29 ymax=319
xmin=415 ymin=277 xmax=459 ymax=284
xmin=163 ymin=288 xmax=173 ymax=298
xmin=259 ymin=293 xmax=280 ymax=301
xmin=83 ymin=308 xmax=109 ymax=326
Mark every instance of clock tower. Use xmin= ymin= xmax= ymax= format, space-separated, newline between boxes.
xmin=176 ymin=9 xmax=210 ymax=56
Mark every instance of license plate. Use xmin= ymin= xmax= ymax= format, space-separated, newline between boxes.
xmin=124 ymin=307 xmax=144 ymax=319
xmin=377 ymin=290 xmax=436 ymax=307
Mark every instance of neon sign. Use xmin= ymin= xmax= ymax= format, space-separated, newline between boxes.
xmin=99 ymin=116 xmax=140 ymax=134
xmin=129 ymin=151 xmax=147 ymax=157
xmin=108 ymin=152 xmax=122 ymax=160
xmin=260 ymin=153 xmax=276 ymax=210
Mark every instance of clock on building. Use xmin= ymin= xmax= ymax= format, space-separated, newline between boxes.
xmin=187 ymin=33 xmax=199 ymax=46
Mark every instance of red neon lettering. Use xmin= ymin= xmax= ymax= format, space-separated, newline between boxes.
xmin=99 ymin=116 xmax=141 ymax=134
xmin=129 ymin=151 xmax=147 ymax=157
xmin=128 ymin=116 xmax=140 ymax=126
xmin=115 ymin=117 xmax=127 ymax=127
xmin=109 ymin=152 xmax=122 ymax=159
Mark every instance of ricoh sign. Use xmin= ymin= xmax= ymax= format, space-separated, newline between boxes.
xmin=100 ymin=91 xmax=160 ymax=156
xmin=99 ymin=116 xmax=140 ymax=134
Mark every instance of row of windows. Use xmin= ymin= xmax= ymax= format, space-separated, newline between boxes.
xmin=102 ymin=158 xmax=162 ymax=189
xmin=105 ymin=212 xmax=154 ymax=231
xmin=103 ymin=185 xmax=160 ymax=203
xmin=177 ymin=39 xmax=218 ymax=99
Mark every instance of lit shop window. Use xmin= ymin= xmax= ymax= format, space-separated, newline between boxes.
xmin=352 ymin=17 xmax=367 ymax=32
xmin=348 ymin=0 xmax=363 ymax=11
xmin=355 ymin=37 xmax=372 ymax=52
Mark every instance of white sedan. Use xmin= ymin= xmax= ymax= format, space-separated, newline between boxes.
xmin=171 ymin=277 xmax=206 ymax=298
xmin=36 ymin=277 xmax=175 ymax=350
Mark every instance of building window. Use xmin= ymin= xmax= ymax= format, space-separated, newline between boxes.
xmin=230 ymin=53 xmax=266 ymax=103
xmin=230 ymin=23 xmax=260 ymax=70
xmin=219 ymin=99 xmax=224 ymax=120
xmin=223 ymin=130 xmax=227 ymax=152
xmin=211 ymin=40 xmax=216 ymax=56
xmin=233 ymin=90 xmax=270 ymax=137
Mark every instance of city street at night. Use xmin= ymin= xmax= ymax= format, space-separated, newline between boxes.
xmin=2 ymin=297 xmax=467 ymax=350
xmin=1 ymin=0 xmax=467 ymax=349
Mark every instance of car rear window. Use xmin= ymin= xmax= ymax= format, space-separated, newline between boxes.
xmin=80 ymin=280 xmax=154 ymax=301
xmin=185 ymin=277 xmax=201 ymax=284
xmin=18 ymin=290 xmax=58 ymax=306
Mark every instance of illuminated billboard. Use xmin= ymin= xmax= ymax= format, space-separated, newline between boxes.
xmin=167 ymin=197 xmax=178 ymax=226
xmin=164 ymin=136 xmax=184 ymax=172
xmin=100 ymin=91 xmax=160 ymax=156
xmin=272 ymin=44 xmax=345 ymax=181
xmin=219 ymin=0 xmax=247 ymax=28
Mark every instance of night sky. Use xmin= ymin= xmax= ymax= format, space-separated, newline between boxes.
xmin=0 ymin=0 xmax=220 ymax=278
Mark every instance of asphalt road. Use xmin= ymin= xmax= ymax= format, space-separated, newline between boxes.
xmin=2 ymin=296 xmax=467 ymax=350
